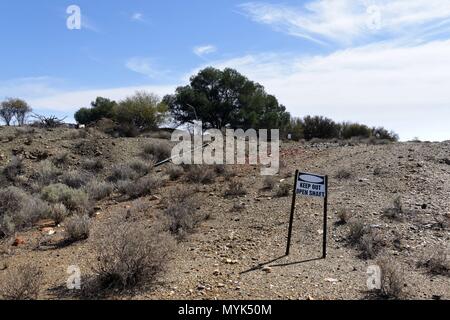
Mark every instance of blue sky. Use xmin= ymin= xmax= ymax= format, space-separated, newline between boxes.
xmin=1 ymin=0 xmax=450 ymax=141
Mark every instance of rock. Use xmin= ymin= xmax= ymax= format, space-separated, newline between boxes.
xmin=421 ymin=204 xmax=428 ymax=210
xmin=41 ymin=227 xmax=55 ymax=235
xmin=306 ymin=295 xmax=314 ymax=300
xmin=213 ymin=269 xmax=220 ymax=276
xmin=36 ymin=219 xmax=56 ymax=229
xmin=197 ymin=284 xmax=206 ymax=291
xmin=217 ymin=283 xmax=225 ymax=288
xmin=262 ymin=266 xmax=273 ymax=273
xmin=324 ymin=278 xmax=339 ymax=283
xmin=149 ymin=195 xmax=161 ymax=201
xmin=12 ymin=237 xmax=26 ymax=246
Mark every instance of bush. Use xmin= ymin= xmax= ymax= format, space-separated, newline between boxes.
xmin=348 ymin=222 xmax=383 ymax=259
xmin=93 ymin=218 xmax=175 ymax=290
xmin=0 ymin=265 xmax=43 ymax=300
xmin=275 ymin=181 xmax=291 ymax=197
xmin=337 ymin=209 xmax=352 ymax=225
xmin=32 ymin=160 xmax=61 ymax=187
xmin=2 ymin=156 xmax=24 ymax=181
xmin=418 ymin=247 xmax=449 ymax=276
xmin=0 ymin=187 xmax=50 ymax=237
xmin=262 ymin=176 xmax=277 ymax=190
xmin=86 ymin=180 xmax=113 ymax=201
xmin=82 ymin=158 xmax=104 ymax=171
xmin=53 ymin=152 xmax=70 ymax=167
xmin=108 ymin=164 xmax=140 ymax=182
xmin=50 ymin=203 xmax=69 ymax=225
xmin=164 ymin=190 xmax=201 ymax=239
xmin=348 ymin=221 xmax=367 ymax=244
xmin=117 ymin=176 xmax=162 ymax=199
xmin=376 ymin=258 xmax=406 ymax=299
xmin=185 ymin=165 xmax=216 ymax=184
xmin=302 ymin=116 xmax=339 ymax=141
xmin=142 ymin=141 xmax=172 ymax=162
xmin=167 ymin=165 xmax=184 ymax=181
xmin=61 ymin=170 xmax=90 ymax=189
xmin=335 ymin=169 xmax=352 ymax=180
xmin=340 ymin=122 xmax=371 ymax=139
xmin=383 ymin=196 xmax=403 ymax=220
xmin=41 ymin=183 xmax=89 ymax=212
xmin=372 ymin=127 xmax=399 ymax=142
xmin=224 ymin=180 xmax=247 ymax=197
xmin=74 ymin=97 xmax=117 ymax=125
xmin=65 ymin=214 xmax=90 ymax=242
xmin=128 ymin=159 xmax=153 ymax=176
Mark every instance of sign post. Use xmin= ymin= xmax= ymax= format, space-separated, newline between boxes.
xmin=285 ymin=171 xmax=329 ymax=258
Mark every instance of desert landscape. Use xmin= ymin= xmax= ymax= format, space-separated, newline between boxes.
xmin=0 ymin=124 xmax=448 ymax=300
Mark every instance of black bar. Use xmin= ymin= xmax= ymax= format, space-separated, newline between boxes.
xmin=286 ymin=170 xmax=299 ymax=256
xmin=322 ymin=175 xmax=328 ymax=259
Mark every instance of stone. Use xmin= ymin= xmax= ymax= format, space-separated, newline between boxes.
xmin=12 ymin=237 xmax=26 ymax=246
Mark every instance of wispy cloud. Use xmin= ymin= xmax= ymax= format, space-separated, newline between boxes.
xmin=0 ymin=77 xmax=63 ymax=99
xmin=125 ymin=57 xmax=167 ymax=78
xmin=193 ymin=45 xmax=217 ymax=57
xmin=239 ymin=0 xmax=450 ymax=46
xmin=131 ymin=12 xmax=146 ymax=22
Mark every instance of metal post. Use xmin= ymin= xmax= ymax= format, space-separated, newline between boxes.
xmin=286 ymin=170 xmax=299 ymax=256
xmin=322 ymin=175 xmax=328 ymax=259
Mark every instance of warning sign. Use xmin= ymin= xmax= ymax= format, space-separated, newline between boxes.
xmin=296 ymin=172 xmax=327 ymax=198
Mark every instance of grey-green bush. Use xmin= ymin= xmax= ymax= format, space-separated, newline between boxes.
xmin=41 ymin=183 xmax=89 ymax=212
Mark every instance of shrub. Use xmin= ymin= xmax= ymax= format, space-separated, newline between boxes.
xmin=340 ymin=122 xmax=371 ymax=139
xmin=82 ymin=158 xmax=104 ymax=171
xmin=53 ymin=152 xmax=70 ymax=167
xmin=359 ymin=231 xmax=384 ymax=260
xmin=86 ymin=180 xmax=113 ymax=201
xmin=0 ymin=265 xmax=43 ymax=300
xmin=142 ymin=141 xmax=172 ymax=162
xmin=117 ymin=176 xmax=162 ymax=199
xmin=335 ymin=169 xmax=352 ymax=180
xmin=65 ymin=214 xmax=90 ymax=242
xmin=128 ymin=159 xmax=153 ymax=176
xmin=224 ymin=180 xmax=247 ymax=197
xmin=33 ymin=160 xmax=61 ymax=187
xmin=50 ymin=203 xmax=69 ymax=225
xmin=185 ymin=165 xmax=216 ymax=184
xmin=2 ymin=156 xmax=24 ymax=181
xmin=383 ymin=196 xmax=403 ymax=220
xmin=372 ymin=127 xmax=399 ymax=142
xmin=61 ymin=170 xmax=90 ymax=189
xmin=302 ymin=116 xmax=339 ymax=140
xmin=337 ymin=209 xmax=352 ymax=225
xmin=348 ymin=221 xmax=367 ymax=245
xmin=167 ymin=165 xmax=184 ymax=181
xmin=108 ymin=164 xmax=140 ymax=182
xmin=164 ymin=190 xmax=201 ymax=239
xmin=74 ymin=97 xmax=117 ymax=125
xmin=41 ymin=183 xmax=89 ymax=212
xmin=0 ymin=187 xmax=50 ymax=237
xmin=275 ymin=182 xmax=291 ymax=197
xmin=376 ymin=258 xmax=406 ymax=299
xmin=93 ymin=218 xmax=175 ymax=290
xmin=418 ymin=247 xmax=449 ymax=276
xmin=262 ymin=176 xmax=277 ymax=190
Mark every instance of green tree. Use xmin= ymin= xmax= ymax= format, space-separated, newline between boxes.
xmin=74 ymin=97 xmax=117 ymax=125
xmin=0 ymin=98 xmax=32 ymax=126
xmin=340 ymin=122 xmax=371 ymax=139
xmin=302 ymin=116 xmax=339 ymax=140
xmin=114 ymin=91 xmax=168 ymax=132
xmin=163 ymin=67 xmax=291 ymax=130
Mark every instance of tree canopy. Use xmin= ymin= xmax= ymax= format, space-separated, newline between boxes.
xmin=163 ymin=67 xmax=291 ymax=131
xmin=0 ymin=98 xmax=32 ymax=126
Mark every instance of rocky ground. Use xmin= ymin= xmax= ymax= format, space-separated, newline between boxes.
xmin=0 ymin=126 xmax=449 ymax=300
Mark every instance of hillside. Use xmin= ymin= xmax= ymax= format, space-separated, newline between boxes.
xmin=0 ymin=126 xmax=448 ymax=300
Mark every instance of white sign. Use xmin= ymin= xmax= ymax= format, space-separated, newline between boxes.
xmin=296 ymin=172 xmax=326 ymax=198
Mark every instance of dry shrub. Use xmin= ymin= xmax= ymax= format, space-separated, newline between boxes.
xmin=41 ymin=183 xmax=89 ymax=212
xmin=377 ymin=258 xmax=406 ymax=299
xmin=86 ymin=180 xmax=113 ymax=200
xmin=2 ymin=156 xmax=24 ymax=181
xmin=117 ymin=176 xmax=162 ymax=199
xmin=0 ymin=187 xmax=50 ymax=237
xmin=82 ymin=158 xmax=104 ymax=171
xmin=142 ymin=141 xmax=172 ymax=162
xmin=335 ymin=168 xmax=352 ymax=180
xmin=224 ymin=180 xmax=247 ymax=197
xmin=348 ymin=222 xmax=384 ymax=259
xmin=128 ymin=159 xmax=153 ymax=176
xmin=348 ymin=221 xmax=366 ymax=244
xmin=51 ymin=203 xmax=69 ymax=225
xmin=337 ymin=209 xmax=352 ymax=225
xmin=108 ymin=164 xmax=139 ymax=182
xmin=65 ymin=214 xmax=90 ymax=242
xmin=185 ymin=165 xmax=216 ymax=184
xmin=0 ymin=265 xmax=43 ymax=300
xmin=262 ymin=176 xmax=277 ymax=190
xmin=93 ymin=218 xmax=175 ymax=290
xmin=52 ymin=152 xmax=70 ymax=167
xmin=383 ymin=196 xmax=403 ymax=220
xmin=275 ymin=181 xmax=291 ymax=197
xmin=167 ymin=165 xmax=184 ymax=181
xmin=61 ymin=170 xmax=90 ymax=189
xmin=418 ymin=247 xmax=449 ymax=276
xmin=33 ymin=160 xmax=61 ymax=187
xmin=164 ymin=189 xmax=202 ymax=239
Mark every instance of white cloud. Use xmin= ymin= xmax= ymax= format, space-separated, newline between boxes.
xmin=125 ymin=57 xmax=166 ymax=78
xmin=239 ymin=0 xmax=450 ymax=45
xmin=131 ymin=12 xmax=145 ymax=22
xmin=0 ymin=77 xmax=63 ymax=99
xmin=193 ymin=45 xmax=217 ymax=57
xmin=194 ymin=40 xmax=450 ymax=141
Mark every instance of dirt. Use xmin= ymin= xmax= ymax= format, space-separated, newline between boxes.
xmin=0 ymin=126 xmax=449 ymax=300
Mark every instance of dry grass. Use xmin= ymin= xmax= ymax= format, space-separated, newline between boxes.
xmin=2 ymin=156 xmax=24 ymax=181
xmin=262 ymin=176 xmax=277 ymax=190
xmin=418 ymin=247 xmax=449 ymax=276
xmin=377 ymin=258 xmax=406 ymax=299
xmin=86 ymin=180 xmax=114 ymax=201
xmin=337 ymin=209 xmax=352 ymax=225
xmin=383 ymin=196 xmax=403 ymax=220
xmin=224 ymin=180 xmax=247 ymax=198
xmin=142 ymin=141 xmax=172 ymax=162
xmin=0 ymin=265 xmax=43 ymax=300
xmin=117 ymin=176 xmax=162 ymax=199
xmin=65 ymin=214 xmax=90 ymax=242
xmin=82 ymin=158 xmax=104 ymax=171
xmin=275 ymin=181 xmax=291 ymax=197
xmin=167 ymin=165 xmax=184 ymax=181
xmin=61 ymin=170 xmax=90 ymax=189
xmin=335 ymin=168 xmax=352 ymax=180
xmin=185 ymin=165 xmax=216 ymax=184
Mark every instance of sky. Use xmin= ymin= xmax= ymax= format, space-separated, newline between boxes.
xmin=1 ymin=0 xmax=450 ymax=141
